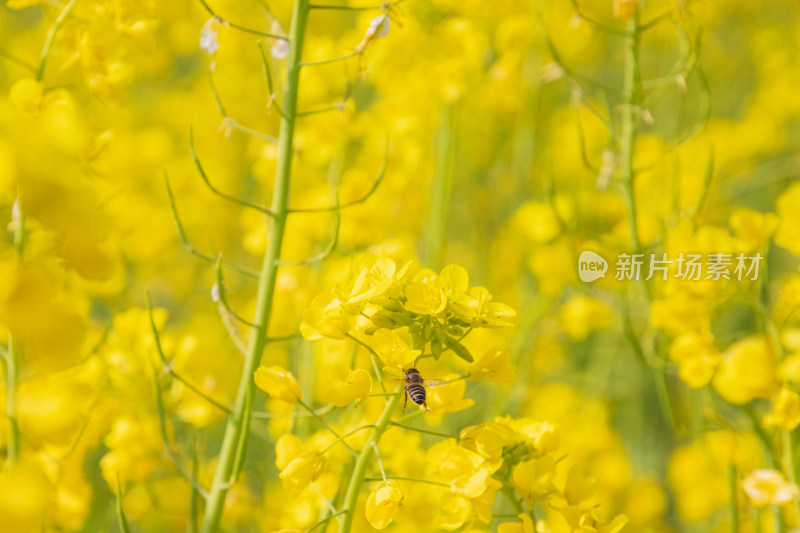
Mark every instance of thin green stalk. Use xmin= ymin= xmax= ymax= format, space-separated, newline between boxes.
xmin=388 ymin=421 xmax=457 ymax=440
xmin=501 ymin=483 xmax=525 ymax=515
xmin=617 ymin=7 xmax=682 ymax=438
xmin=189 ymin=439 xmax=200 ymax=533
xmin=199 ymin=0 xmax=310 ymax=531
xmin=729 ymin=463 xmax=739 ymax=533
xmin=37 ymin=0 xmax=79 ymax=82
xmin=782 ymin=429 xmax=800 ymax=521
xmin=340 ymin=386 xmax=402 ymax=533
xmin=363 ymin=476 xmax=449 ymax=488
xmin=743 ymin=406 xmax=780 ymax=469
xmin=116 ymin=474 xmax=132 ymax=533
xmin=754 ymin=507 xmax=762 ymax=533
xmin=297 ymin=398 xmax=358 ymax=457
xmin=305 ymin=510 xmax=346 ymax=533
xmin=424 ymin=102 xmax=456 ymax=268
xmin=4 ymin=205 xmax=25 ymax=465
xmin=4 ymin=335 xmax=19 ymax=465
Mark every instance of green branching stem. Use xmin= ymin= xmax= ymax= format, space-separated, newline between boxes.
xmin=148 ymin=355 xmax=210 ymax=498
xmin=620 ymin=12 xmax=642 ymax=257
xmin=190 ymin=126 xmax=275 ymax=216
xmin=388 ymin=421 xmax=458 ymax=440
xmin=213 ymin=265 xmax=253 ymax=355
xmin=306 ymin=510 xmax=346 ymax=533
xmin=300 ymin=52 xmax=358 ymax=67
xmin=346 ymin=333 xmax=388 ymax=394
xmin=36 ymin=0 xmax=79 ymax=82
xmin=164 ymin=172 xmax=261 ymax=279
xmin=199 ymin=0 xmax=310 ymax=529
xmin=340 ymin=386 xmax=402 ymax=533
xmin=289 ymin=139 xmax=389 ymax=213
xmin=278 ymin=193 xmax=340 ymax=266
xmin=146 ymin=293 xmax=232 ymax=415
xmin=309 ymin=4 xmax=382 ymax=11
xmin=257 ymin=42 xmax=289 ymax=120
xmin=297 ymin=398 xmax=359 ymax=457
xmin=363 ymin=476 xmax=450 ymax=488
xmin=617 ymin=9 xmax=684 ymax=436
xmin=321 ymin=425 xmax=376 ymax=454
xmin=198 ymin=0 xmax=288 ymax=40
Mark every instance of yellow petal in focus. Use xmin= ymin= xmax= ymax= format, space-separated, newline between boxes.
xmin=325 ymin=368 xmax=372 ymax=407
xmin=365 ymin=480 xmax=403 ymax=529
xmin=254 ymin=366 xmax=303 ymax=404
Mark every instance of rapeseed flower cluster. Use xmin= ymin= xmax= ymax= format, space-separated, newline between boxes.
xmin=2 ymin=0 xmax=800 ymax=532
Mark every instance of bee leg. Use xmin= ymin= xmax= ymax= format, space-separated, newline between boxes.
xmin=403 ymin=390 xmax=408 ymax=413
xmin=423 ymin=402 xmax=429 ymax=412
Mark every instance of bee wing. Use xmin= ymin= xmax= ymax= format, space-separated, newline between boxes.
xmin=421 ymin=379 xmax=451 ymax=388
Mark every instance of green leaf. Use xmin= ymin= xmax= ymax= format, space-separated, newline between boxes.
xmin=431 ymin=340 xmax=443 ymax=360
xmin=444 ymin=336 xmax=473 ymax=363
xmin=423 ymin=319 xmax=434 ymax=342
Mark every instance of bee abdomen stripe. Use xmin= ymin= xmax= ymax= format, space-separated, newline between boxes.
xmin=407 ymin=384 xmax=426 ymax=404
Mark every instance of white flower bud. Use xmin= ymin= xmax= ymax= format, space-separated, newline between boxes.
xmin=271 ymin=40 xmax=290 ymax=60
xmin=365 ymin=15 xmax=390 ymax=39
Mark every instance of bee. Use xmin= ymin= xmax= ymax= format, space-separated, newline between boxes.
xmin=397 ymin=368 xmax=449 ymax=413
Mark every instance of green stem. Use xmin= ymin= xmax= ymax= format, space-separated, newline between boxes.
xmin=424 ymin=102 xmax=456 ymax=268
xmin=388 ymin=421 xmax=457 ymax=440
xmin=729 ymin=463 xmax=739 ymax=533
xmin=305 ymin=510 xmax=346 ymax=533
xmin=754 ymin=507 xmax=762 ymax=533
xmin=782 ymin=430 xmax=800 ymax=521
xmin=298 ymin=398 xmax=358 ymax=456
xmin=340 ymin=386 xmax=402 ymax=533
xmin=199 ymin=0 xmax=310 ymax=531
xmin=620 ymin=12 xmax=642 ymax=255
xmin=4 ymin=204 xmax=25 ymax=465
xmin=501 ymin=484 xmax=525 ymax=515
xmin=363 ymin=476 xmax=449 ymax=488
xmin=36 ymin=0 xmax=79 ymax=82
xmin=743 ymin=405 xmax=780 ymax=469
xmin=4 ymin=335 xmax=19 ymax=465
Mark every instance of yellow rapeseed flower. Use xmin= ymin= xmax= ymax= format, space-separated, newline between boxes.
xmin=275 ymin=434 xmax=325 ymax=492
xmin=299 ymin=293 xmax=352 ymax=340
xmin=371 ymin=327 xmax=420 ymax=368
xmin=763 ymin=387 xmax=800 ymax=430
xmin=404 ymin=280 xmax=447 ymax=315
xmin=511 ymin=455 xmax=557 ymax=504
xmin=364 ymin=480 xmax=403 ymax=529
xmin=668 ymin=331 xmax=721 ymax=388
xmin=254 ymin=366 xmax=303 ymax=404
xmin=427 ymin=375 xmax=475 ymax=414
xmin=498 ymin=514 xmax=535 ymax=533
xmin=729 ymin=207 xmax=778 ymax=251
xmin=712 ymin=336 xmax=778 ymax=404
xmin=325 ymin=368 xmax=372 ymax=407
xmin=468 ymin=347 xmax=517 ymax=383
xmin=742 ymin=469 xmax=799 ymax=507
